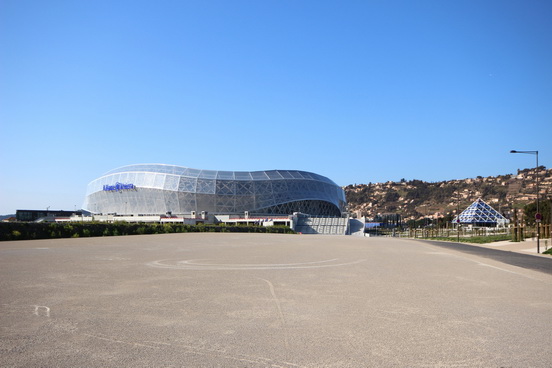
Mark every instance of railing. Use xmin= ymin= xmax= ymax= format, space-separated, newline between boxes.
xmin=409 ymin=227 xmax=509 ymax=238
xmin=395 ymin=225 xmax=551 ymax=241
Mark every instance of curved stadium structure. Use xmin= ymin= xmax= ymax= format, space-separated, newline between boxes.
xmin=83 ymin=164 xmax=346 ymax=216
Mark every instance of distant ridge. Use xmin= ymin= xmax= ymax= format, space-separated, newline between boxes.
xmin=344 ymin=167 xmax=551 ymax=221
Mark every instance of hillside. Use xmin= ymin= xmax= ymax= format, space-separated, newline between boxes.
xmin=344 ymin=167 xmax=552 ymax=222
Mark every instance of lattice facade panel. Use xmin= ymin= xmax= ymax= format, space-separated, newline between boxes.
xmin=84 ymin=164 xmax=347 ymax=216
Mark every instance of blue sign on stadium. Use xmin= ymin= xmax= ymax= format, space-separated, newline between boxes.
xmin=103 ymin=182 xmax=136 ymax=191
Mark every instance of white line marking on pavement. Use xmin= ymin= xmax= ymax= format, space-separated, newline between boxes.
xmin=417 ymin=241 xmax=543 ymax=281
xmin=180 ymin=258 xmax=339 ymax=267
xmin=83 ymin=333 xmax=160 ymax=349
xmin=476 ymin=262 xmax=539 ymax=280
xmin=83 ymin=333 xmax=304 ymax=367
xmin=33 ymin=305 xmax=50 ymax=317
xmin=147 ymin=258 xmax=366 ymax=270
xmin=258 ymin=278 xmax=289 ymax=348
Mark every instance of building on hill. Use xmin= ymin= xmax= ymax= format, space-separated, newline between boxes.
xmin=452 ymin=198 xmax=509 ymax=228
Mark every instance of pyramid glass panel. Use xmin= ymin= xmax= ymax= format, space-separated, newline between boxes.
xmin=452 ymin=198 xmax=509 ymax=227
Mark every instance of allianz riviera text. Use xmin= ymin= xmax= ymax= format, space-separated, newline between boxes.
xmin=103 ymin=182 xmax=136 ymax=191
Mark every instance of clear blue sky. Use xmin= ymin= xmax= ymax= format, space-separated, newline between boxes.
xmin=1 ymin=0 xmax=551 ymax=214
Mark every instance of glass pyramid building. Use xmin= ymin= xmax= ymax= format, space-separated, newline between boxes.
xmin=452 ymin=198 xmax=509 ymax=227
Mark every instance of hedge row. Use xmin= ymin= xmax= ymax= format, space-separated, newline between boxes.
xmin=0 ymin=222 xmax=295 ymax=241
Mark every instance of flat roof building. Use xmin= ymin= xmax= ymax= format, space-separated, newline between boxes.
xmin=16 ymin=209 xmax=83 ymax=222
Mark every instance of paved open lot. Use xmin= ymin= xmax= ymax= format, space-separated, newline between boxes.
xmin=1 ymin=233 xmax=551 ymax=367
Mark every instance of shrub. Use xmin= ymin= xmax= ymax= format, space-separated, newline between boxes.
xmin=0 ymin=221 xmax=295 ymax=241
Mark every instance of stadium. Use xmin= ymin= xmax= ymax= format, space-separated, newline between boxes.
xmin=83 ymin=164 xmax=347 ymax=219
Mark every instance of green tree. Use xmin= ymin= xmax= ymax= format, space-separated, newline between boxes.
xmin=523 ymin=199 xmax=551 ymax=225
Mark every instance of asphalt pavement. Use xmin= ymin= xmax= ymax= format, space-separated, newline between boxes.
xmin=417 ymin=239 xmax=552 ymax=275
xmin=1 ymin=233 xmax=551 ymax=367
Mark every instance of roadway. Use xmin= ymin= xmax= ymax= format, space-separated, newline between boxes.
xmin=1 ymin=233 xmax=551 ymax=367
xmin=418 ymin=239 xmax=552 ymax=275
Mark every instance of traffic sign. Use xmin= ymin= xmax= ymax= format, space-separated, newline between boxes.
xmin=535 ymin=213 xmax=542 ymax=223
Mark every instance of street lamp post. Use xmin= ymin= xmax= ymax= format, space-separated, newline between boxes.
xmin=455 ymin=191 xmax=461 ymax=243
xmin=510 ymin=150 xmax=540 ymax=253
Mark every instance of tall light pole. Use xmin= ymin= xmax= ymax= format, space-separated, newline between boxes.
xmin=455 ymin=191 xmax=461 ymax=243
xmin=510 ymin=150 xmax=540 ymax=253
